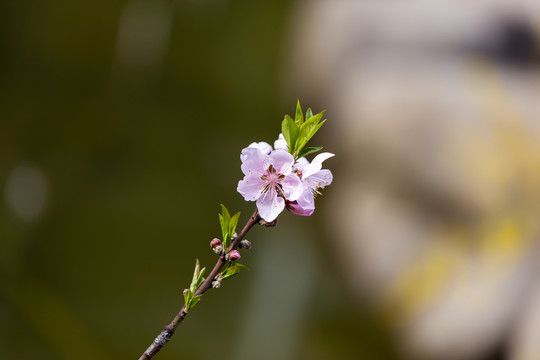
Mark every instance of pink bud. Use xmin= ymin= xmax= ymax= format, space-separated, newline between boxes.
xmin=210 ymin=238 xmax=223 ymax=255
xmin=210 ymin=238 xmax=222 ymax=248
xmin=225 ymin=250 xmax=241 ymax=261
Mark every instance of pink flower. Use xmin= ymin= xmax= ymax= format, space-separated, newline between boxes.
xmin=237 ymin=148 xmax=303 ymax=222
xmin=286 ymin=153 xmax=334 ymax=216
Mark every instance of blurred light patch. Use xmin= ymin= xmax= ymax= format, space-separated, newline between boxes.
xmin=115 ymin=0 xmax=173 ymax=69
xmin=511 ymin=279 xmax=540 ymax=360
xmin=5 ymin=163 xmax=49 ymax=223
xmin=289 ymin=0 xmax=540 ymax=359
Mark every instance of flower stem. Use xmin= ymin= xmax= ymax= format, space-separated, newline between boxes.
xmin=138 ymin=208 xmax=260 ymax=360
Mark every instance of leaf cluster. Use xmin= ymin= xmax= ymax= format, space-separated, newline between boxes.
xmin=281 ymin=100 xmax=325 ymax=160
xmin=184 ymin=259 xmax=206 ymax=311
xmin=218 ymin=204 xmax=240 ymax=250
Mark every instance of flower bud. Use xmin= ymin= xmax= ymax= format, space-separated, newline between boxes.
xmin=210 ymin=238 xmax=221 ymax=248
xmin=212 ymin=279 xmax=221 ymax=289
xmin=238 ymin=239 xmax=252 ymax=250
xmin=210 ymin=238 xmax=223 ymax=255
xmin=225 ymin=250 xmax=241 ymax=261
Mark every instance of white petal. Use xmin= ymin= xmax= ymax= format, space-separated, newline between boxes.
xmin=306 ymin=169 xmax=333 ymax=190
xmin=237 ymin=174 xmax=266 ymax=201
xmin=249 ymin=141 xmax=272 ymax=155
xmin=294 ymin=157 xmax=309 ymax=171
xmin=302 ymin=152 xmax=335 ymax=180
xmin=240 ymin=147 xmax=268 ymax=176
xmin=268 ymin=149 xmax=294 ymax=175
xmin=256 ymin=187 xmax=285 ymax=222
xmin=274 ymin=133 xmax=288 ymax=151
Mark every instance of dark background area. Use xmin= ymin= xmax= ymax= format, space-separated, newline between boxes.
xmin=0 ymin=1 xmax=394 ymax=359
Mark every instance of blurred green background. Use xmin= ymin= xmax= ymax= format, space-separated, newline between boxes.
xmin=0 ymin=1 xmax=394 ymax=359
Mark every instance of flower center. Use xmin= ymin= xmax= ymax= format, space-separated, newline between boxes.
xmin=259 ymin=165 xmax=286 ymax=195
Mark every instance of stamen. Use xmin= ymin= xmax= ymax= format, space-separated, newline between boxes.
xmin=275 ymin=184 xmax=284 ymax=197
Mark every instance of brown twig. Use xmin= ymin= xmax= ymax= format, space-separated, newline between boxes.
xmin=138 ymin=208 xmax=260 ymax=360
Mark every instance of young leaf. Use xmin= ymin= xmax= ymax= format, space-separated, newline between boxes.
xmin=308 ymin=120 xmax=326 ymax=145
xmin=219 ymin=205 xmax=231 ymax=247
xmin=233 ymin=263 xmax=249 ymax=271
xmin=297 ymin=146 xmax=323 ymax=159
xmin=190 ymin=259 xmax=201 ymax=291
xmin=295 ymin=112 xmax=326 ymax=155
xmin=281 ymin=115 xmax=297 ymax=154
xmin=220 ymin=204 xmax=231 ymax=224
xmin=295 ymin=100 xmax=304 ymax=126
xmin=218 ymin=214 xmax=227 ymax=245
xmin=196 ymin=267 xmax=206 ymax=289
xmin=190 ymin=295 xmax=202 ymax=308
xmin=183 ymin=289 xmax=191 ymax=308
xmin=219 ymin=263 xmax=249 ymax=280
xmin=306 ymin=108 xmax=313 ymax=120
xmin=228 ymin=212 xmax=241 ymax=240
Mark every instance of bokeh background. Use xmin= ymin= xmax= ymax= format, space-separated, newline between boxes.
xmin=1 ymin=1 xmax=540 ymax=360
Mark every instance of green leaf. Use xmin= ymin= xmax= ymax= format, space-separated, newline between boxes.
xmin=228 ymin=212 xmax=241 ymax=240
xmin=185 ymin=259 xmax=206 ymax=311
xmin=196 ymin=268 xmax=206 ymax=289
xmin=189 ymin=259 xmax=206 ymax=293
xmin=297 ymin=146 xmax=323 ymax=159
xmin=184 ymin=289 xmax=191 ymax=307
xmin=219 ymin=263 xmax=250 ymax=280
xmin=309 ymin=120 xmax=326 ymax=144
xmin=281 ymin=115 xmax=297 ymax=154
xmin=295 ymin=112 xmax=326 ymax=155
xmin=190 ymin=295 xmax=202 ymax=308
xmin=218 ymin=214 xmax=227 ymax=244
xmin=190 ymin=259 xmax=201 ymax=291
xmin=220 ymin=204 xmax=231 ymax=223
xmin=295 ymin=100 xmax=304 ymax=126
xmin=233 ymin=263 xmax=249 ymax=271
xmin=306 ymin=108 xmax=313 ymax=120
xmin=219 ymin=205 xmax=231 ymax=247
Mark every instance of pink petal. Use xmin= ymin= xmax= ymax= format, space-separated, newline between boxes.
xmin=279 ymin=173 xmax=303 ymax=201
xmin=240 ymin=147 xmax=268 ymax=176
xmin=237 ymin=174 xmax=266 ymax=201
xmin=256 ymin=187 xmax=285 ymax=222
xmin=286 ymin=199 xmax=314 ymax=216
xmin=285 ymin=184 xmax=315 ymax=216
xmin=268 ymin=149 xmax=294 ymax=175
xmin=298 ymin=188 xmax=315 ymax=210
xmin=302 ymin=152 xmax=335 ymax=180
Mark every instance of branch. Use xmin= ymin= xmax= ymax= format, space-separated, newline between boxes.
xmin=138 ymin=208 xmax=260 ymax=360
